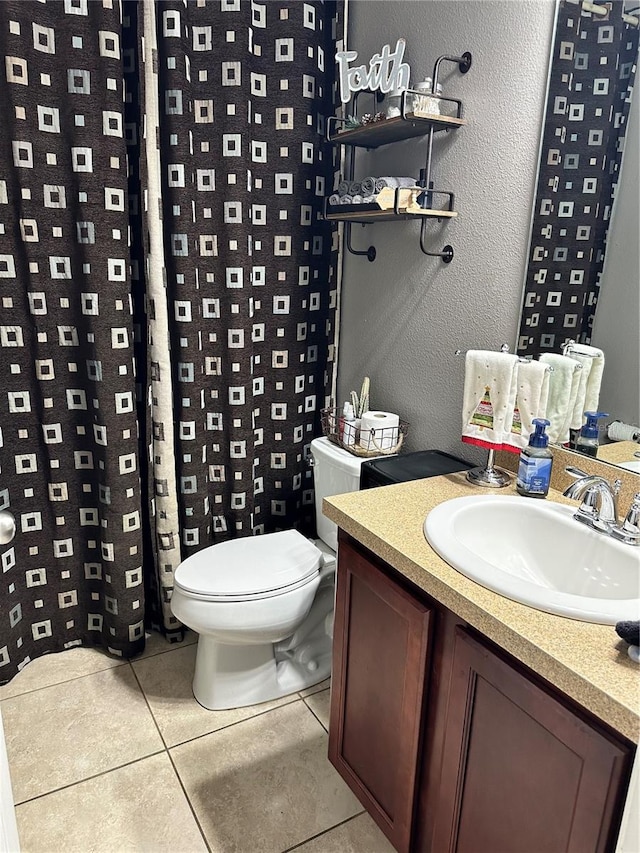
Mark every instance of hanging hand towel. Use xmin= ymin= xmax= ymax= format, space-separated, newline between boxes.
xmin=564 ymin=343 xmax=605 ymax=429
xmin=461 ymin=350 xmax=519 ymax=451
xmin=539 ymin=353 xmax=582 ymax=444
xmin=506 ymin=360 xmax=551 ymax=451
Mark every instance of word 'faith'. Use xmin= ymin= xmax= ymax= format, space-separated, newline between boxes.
xmin=335 ymin=38 xmax=410 ymax=104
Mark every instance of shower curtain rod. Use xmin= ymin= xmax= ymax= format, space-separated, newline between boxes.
xmin=582 ymin=0 xmax=639 ymax=26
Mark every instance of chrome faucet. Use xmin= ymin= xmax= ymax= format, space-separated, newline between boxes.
xmin=563 ymin=467 xmax=640 ymax=546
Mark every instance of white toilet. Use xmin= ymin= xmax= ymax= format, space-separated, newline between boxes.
xmin=170 ymin=436 xmax=365 ymax=710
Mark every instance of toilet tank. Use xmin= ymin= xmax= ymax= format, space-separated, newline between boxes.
xmin=310 ymin=437 xmax=364 ymax=553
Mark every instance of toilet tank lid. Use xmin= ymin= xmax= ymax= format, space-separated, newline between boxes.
xmin=174 ymin=529 xmax=322 ymax=598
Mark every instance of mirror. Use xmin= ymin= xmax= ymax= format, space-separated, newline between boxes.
xmin=517 ymin=0 xmax=640 ymax=470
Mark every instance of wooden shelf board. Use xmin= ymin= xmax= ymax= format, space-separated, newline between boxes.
xmin=325 ymin=206 xmax=458 ymax=223
xmin=330 ymin=112 xmax=466 ymax=148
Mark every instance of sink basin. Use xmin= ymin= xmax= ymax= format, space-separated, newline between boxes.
xmin=619 ymin=459 xmax=640 ymax=473
xmin=424 ymin=495 xmax=640 ymax=624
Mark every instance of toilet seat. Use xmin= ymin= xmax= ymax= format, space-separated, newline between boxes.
xmin=174 ymin=529 xmax=322 ymax=602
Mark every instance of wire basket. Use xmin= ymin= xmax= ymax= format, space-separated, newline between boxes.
xmin=321 ymin=407 xmax=409 ymax=457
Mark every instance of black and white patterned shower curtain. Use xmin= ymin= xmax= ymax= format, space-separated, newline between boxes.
xmin=517 ymin=0 xmax=639 ymax=356
xmin=0 ymin=0 xmax=341 ymax=681
xmin=139 ymin=0 xmax=341 ymax=635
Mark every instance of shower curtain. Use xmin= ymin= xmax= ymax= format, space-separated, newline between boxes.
xmin=0 ymin=0 xmax=342 ymax=682
xmin=517 ymin=0 xmax=639 ymax=357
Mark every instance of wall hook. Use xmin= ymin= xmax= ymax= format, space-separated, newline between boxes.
xmin=345 ymin=222 xmax=376 ymax=262
xmin=419 ymin=221 xmax=454 ymax=263
xmin=459 ymin=51 xmax=473 ymax=73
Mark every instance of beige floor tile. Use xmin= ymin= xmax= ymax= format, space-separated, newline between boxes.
xmin=171 ymin=700 xmax=361 ymax=853
xmin=15 ymin=751 xmax=208 ymax=853
xmin=132 ymin=643 xmax=294 ymax=748
xmin=293 ymin=813 xmax=395 ymax=853
xmin=303 ymin=687 xmax=331 ymax=731
xmin=2 ymin=666 xmax=164 ymax=802
xmin=0 ymin=646 xmax=126 ymax=701
xmin=298 ymin=677 xmax=331 ymax=698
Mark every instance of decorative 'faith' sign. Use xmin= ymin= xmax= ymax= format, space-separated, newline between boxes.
xmin=335 ymin=38 xmax=411 ymax=104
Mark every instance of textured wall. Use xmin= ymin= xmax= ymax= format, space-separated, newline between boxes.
xmin=336 ymin=0 xmax=556 ymax=461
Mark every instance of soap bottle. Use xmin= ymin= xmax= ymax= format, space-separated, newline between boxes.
xmin=342 ymin=402 xmax=357 ymax=447
xmin=516 ymin=418 xmax=553 ymax=498
xmin=338 ymin=401 xmax=349 ymax=441
xmin=576 ymin=411 xmax=608 ymax=458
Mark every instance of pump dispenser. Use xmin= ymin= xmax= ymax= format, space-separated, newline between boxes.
xmin=516 ymin=418 xmax=553 ymax=498
xmin=342 ymin=402 xmax=357 ymax=447
xmin=576 ymin=411 xmax=609 ymax=458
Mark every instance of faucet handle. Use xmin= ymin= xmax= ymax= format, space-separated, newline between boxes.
xmin=624 ymin=493 xmax=640 ymax=523
xmin=612 ymin=493 xmax=640 ymax=545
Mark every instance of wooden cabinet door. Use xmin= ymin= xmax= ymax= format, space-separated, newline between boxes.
xmin=329 ymin=536 xmax=434 ymax=853
xmin=431 ymin=627 xmax=632 ymax=853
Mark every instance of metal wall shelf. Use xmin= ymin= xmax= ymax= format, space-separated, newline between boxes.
xmin=325 ymin=51 xmax=472 ymax=264
xmin=328 ymin=112 xmax=466 ymax=148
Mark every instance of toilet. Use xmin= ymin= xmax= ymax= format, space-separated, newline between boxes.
xmin=170 ymin=436 xmax=365 ymax=710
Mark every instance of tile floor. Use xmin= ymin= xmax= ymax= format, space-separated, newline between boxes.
xmin=0 ymin=631 xmax=395 ymax=853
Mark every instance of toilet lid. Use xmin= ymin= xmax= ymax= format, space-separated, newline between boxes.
xmin=174 ymin=529 xmax=322 ymax=599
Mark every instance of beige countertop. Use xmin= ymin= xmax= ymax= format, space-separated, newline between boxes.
xmin=324 ymin=473 xmax=640 ymax=743
xmin=597 ymin=440 xmax=639 ymax=467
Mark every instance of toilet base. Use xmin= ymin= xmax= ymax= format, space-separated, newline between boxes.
xmin=190 ymin=562 xmax=336 ymax=711
xmin=192 ymin=633 xmax=332 ymax=711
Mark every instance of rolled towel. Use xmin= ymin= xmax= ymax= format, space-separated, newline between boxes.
xmin=505 ymin=360 xmax=551 ymax=451
xmin=539 ymin=353 xmax=582 ymax=444
xmin=563 ymin=343 xmax=605 ymax=429
xmin=338 ymin=194 xmax=352 ymax=204
xmin=362 ymin=195 xmax=376 ymax=203
xmin=360 ymin=176 xmax=376 ymax=196
xmin=461 ymin=350 xmax=519 ymax=451
xmin=351 ymin=194 xmax=363 ymax=204
xmin=327 ymin=193 xmax=341 ymax=206
xmin=338 ymin=179 xmax=350 ymax=197
xmin=377 ymin=176 xmax=417 ymax=190
xmin=348 ymin=180 xmax=361 ymax=196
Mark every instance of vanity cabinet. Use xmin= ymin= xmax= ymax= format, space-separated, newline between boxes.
xmin=328 ymin=535 xmax=434 ymax=852
xmin=423 ymin=626 xmax=630 ymax=853
xmin=328 ymin=532 xmax=634 ymax=853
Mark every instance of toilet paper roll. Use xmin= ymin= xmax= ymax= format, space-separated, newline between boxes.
xmin=358 ymin=410 xmax=400 ymax=451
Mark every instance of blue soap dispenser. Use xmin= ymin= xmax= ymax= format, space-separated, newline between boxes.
xmin=576 ymin=411 xmax=608 ymax=458
xmin=516 ymin=418 xmax=553 ymax=498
